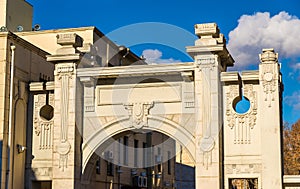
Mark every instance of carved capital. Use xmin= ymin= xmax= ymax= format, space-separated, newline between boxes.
xmin=195 ymin=23 xmax=220 ymax=38
xmin=54 ymin=63 xmax=76 ymax=80
xmin=196 ymin=57 xmax=216 ymax=71
xmin=57 ymin=33 xmax=83 ymax=47
xmin=259 ymin=48 xmax=278 ymax=63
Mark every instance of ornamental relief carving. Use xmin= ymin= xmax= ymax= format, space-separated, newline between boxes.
xmin=124 ymin=102 xmax=154 ymax=129
xmin=33 ymin=94 xmax=54 ymax=150
xmin=54 ymin=64 xmax=76 ymax=79
xmin=226 ymin=164 xmax=261 ymax=174
xmin=54 ymin=63 xmax=75 ymax=171
xmin=226 ymin=84 xmax=257 ymax=144
xmin=196 ymin=57 xmax=216 ymax=71
xmin=261 ymin=64 xmax=277 ymax=107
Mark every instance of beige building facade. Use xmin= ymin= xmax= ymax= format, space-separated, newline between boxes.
xmin=0 ymin=0 xmax=288 ymax=189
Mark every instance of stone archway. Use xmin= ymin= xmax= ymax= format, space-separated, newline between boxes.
xmin=46 ymin=23 xmax=283 ymax=189
xmin=82 ymin=115 xmax=196 ymax=174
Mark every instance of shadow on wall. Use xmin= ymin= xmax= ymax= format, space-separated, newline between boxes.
xmin=175 ymin=162 xmax=195 ymax=189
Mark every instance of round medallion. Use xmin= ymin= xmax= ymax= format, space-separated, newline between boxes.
xmin=199 ymin=136 xmax=215 ymax=152
xmin=264 ymin=72 xmax=273 ymax=82
xmin=57 ymin=141 xmax=71 ymax=155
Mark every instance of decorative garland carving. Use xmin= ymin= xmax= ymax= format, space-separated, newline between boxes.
xmin=124 ymin=102 xmax=154 ymax=129
xmin=196 ymin=57 xmax=216 ymax=71
xmin=196 ymin=58 xmax=216 ymax=169
xmin=55 ymin=63 xmax=75 ymax=171
xmin=261 ymin=64 xmax=277 ymax=107
xmin=226 ymin=84 xmax=257 ymax=144
xmin=33 ymin=94 xmax=54 ymax=150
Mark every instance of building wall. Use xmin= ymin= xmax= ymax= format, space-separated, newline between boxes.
xmin=0 ymin=32 xmax=54 ymax=189
xmin=0 ymin=0 xmax=32 ymax=32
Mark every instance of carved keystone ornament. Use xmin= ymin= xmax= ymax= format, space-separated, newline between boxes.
xmin=124 ymin=102 xmax=154 ymax=129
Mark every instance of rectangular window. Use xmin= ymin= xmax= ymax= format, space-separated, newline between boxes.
xmin=157 ymin=147 xmax=162 ymax=172
xmin=107 ymin=161 xmax=114 ymax=176
xmin=167 ymin=151 xmax=171 ymax=175
xmin=229 ymin=178 xmax=258 ymax=189
xmin=158 ymin=163 xmax=162 ymax=173
xmin=96 ymin=157 xmax=101 ymax=174
xmin=118 ymin=138 xmax=121 ymax=164
xmin=143 ymin=142 xmax=147 ymax=167
xmin=134 ymin=139 xmax=138 ymax=167
xmin=123 ymin=136 xmax=128 ymax=165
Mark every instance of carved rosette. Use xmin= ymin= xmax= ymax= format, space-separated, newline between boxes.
xmin=55 ymin=63 xmax=75 ymax=171
xmin=124 ymin=102 xmax=154 ymax=129
xmin=226 ymin=84 xmax=257 ymax=144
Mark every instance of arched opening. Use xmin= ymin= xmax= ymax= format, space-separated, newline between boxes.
xmin=39 ymin=104 xmax=54 ymax=121
xmin=82 ymin=130 xmax=195 ymax=189
xmin=13 ymin=100 xmax=26 ymax=189
xmin=232 ymin=96 xmax=251 ymax=114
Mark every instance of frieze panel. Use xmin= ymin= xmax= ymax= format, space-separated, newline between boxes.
xmin=226 ymin=164 xmax=261 ymax=174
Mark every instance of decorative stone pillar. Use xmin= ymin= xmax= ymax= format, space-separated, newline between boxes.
xmin=186 ymin=23 xmax=234 ymax=189
xmin=47 ymin=33 xmax=83 ymax=189
xmin=259 ymin=48 xmax=283 ymax=188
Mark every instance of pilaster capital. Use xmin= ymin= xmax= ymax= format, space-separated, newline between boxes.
xmin=186 ymin=23 xmax=234 ymax=70
xmin=80 ymin=76 xmax=96 ymax=87
xmin=56 ymin=33 xmax=83 ymax=47
xmin=54 ymin=63 xmax=76 ymax=78
xmin=259 ymin=48 xmax=278 ymax=64
xmin=46 ymin=33 xmax=83 ymax=63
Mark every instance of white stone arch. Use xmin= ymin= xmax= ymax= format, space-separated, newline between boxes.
xmin=82 ymin=115 xmax=196 ymax=175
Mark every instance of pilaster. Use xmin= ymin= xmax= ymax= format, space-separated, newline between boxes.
xmin=47 ymin=33 xmax=83 ymax=189
xmin=258 ymin=48 xmax=283 ymax=188
xmin=186 ymin=23 xmax=234 ymax=189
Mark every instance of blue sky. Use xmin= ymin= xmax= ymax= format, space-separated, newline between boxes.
xmin=27 ymin=0 xmax=300 ymax=124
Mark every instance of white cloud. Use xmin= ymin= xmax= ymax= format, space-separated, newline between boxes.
xmin=142 ymin=49 xmax=181 ymax=64
xmin=227 ymin=11 xmax=300 ymax=70
xmin=291 ymin=62 xmax=300 ymax=71
xmin=285 ymin=91 xmax=300 ymax=110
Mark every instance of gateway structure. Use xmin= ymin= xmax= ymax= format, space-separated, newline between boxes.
xmin=0 ymin=0 xmax=284 ymax=188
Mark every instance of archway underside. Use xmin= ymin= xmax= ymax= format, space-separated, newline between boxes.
xmin=82 ymin=115 xmax=196 ymax=175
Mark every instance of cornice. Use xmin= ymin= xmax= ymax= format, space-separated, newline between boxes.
xmin=77 ymin=62 xmax=195 ymax=78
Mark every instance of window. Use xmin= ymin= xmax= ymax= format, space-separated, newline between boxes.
xmin=157 ymin=147 xmax=162 ymax=172
xmin=96 ymin=157 xmax=101 ymax=174
xmin=134 ymin=139 xmax=138 ymax=167
xmin=107 ymin=161 xmax=114 ymax=176
xmin=143 ymin=142 xmax=147 ymax=167
xmin=123 ymin=136 xmax=128 ymax=165
xmin=167 ymin=151 xmax=171 ymax=175
xmin=229 ymin=178 xmax=258 ymax=189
